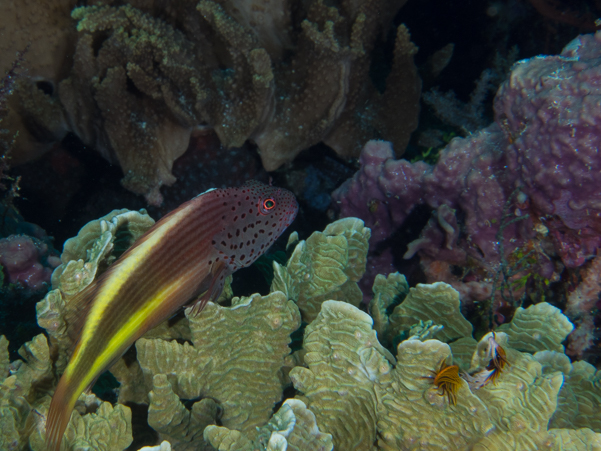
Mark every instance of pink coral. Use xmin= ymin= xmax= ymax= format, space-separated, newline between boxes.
xmin=0 ymin=235 xmax=60 ymax=291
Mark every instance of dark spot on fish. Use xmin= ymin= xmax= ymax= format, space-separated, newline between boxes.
xmin=243 ymin=227 xmax=247 ymax=232
xmin=231 ymin=206 xmax=236 ymax=211
xmin=241 ymin=213 xmax=246 ymax=219
xmin=233 ymin=216 xmax=238 ymax=221
xmin=228 ymin=232 xmax=232 ymax=239
xmin=212 ymin=240 xmax=216 ymax=245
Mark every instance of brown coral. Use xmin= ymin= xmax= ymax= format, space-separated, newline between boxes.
xmin=0 ymin=0 xmax=76 ymax=165
xmin=58 ymin=5 xmax=200 ymax=205
xmin=13 ymin=0 xmax=421 ymax=204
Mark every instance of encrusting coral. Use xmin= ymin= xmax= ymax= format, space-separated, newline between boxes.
xmin=2 ymin=212 xmax=600 ymax=449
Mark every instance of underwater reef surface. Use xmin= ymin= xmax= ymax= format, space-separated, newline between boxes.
xmin=334 ymin=30 xmax=601 ymax=361
xmin=1 ymin=213 xmax=600 ymax=450
xmin=1 ymin=1 xmax=601 ymax=450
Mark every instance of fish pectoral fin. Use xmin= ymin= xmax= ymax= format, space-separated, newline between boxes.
xmin=187 ymin=260 xmax=228 ymax=317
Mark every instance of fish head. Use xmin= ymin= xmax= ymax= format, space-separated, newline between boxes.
xmin=211 ymin=180 xmax=298 ymax=269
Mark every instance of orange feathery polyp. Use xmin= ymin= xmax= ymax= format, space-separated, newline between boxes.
xmin=45 ymin=180 xmax=298 ymax=451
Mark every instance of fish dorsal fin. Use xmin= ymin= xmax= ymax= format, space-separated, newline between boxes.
xmin=187 ymin=260 xmax=229 ymax=317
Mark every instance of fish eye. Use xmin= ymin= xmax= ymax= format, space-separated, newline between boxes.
xmin=263 ymin=198 xmax=276 ymax=210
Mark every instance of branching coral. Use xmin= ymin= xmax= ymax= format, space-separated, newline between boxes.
xmin=0 ymin=0 xmax=75 ymax=165
xmin=59 ymin=5 xmax=200 ymax=204
xmin=4 ymin=0 xmax=422 ymax=204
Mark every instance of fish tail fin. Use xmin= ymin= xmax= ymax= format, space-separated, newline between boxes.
xmin=45 ymin=373 xmax=79 ymax=451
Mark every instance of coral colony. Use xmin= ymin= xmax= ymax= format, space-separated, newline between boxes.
xmin=1 ymin=0 xmax=601 ymax=450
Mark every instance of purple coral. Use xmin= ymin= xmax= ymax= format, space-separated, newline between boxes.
xmin=0 ymin=235 xmax=60 ymax=292
xmin=333 ymin=30 xmax=601 ymax=334
xmin=496 ymin=32 xmax=601 ymax=267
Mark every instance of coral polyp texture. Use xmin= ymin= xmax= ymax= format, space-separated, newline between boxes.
xmin=1 ymin=0 xmax=421 ymax=204
xmin=332 ymin=30 xmax=601 ymax=356
xmin=1 ymin=212 xmax=596 ymax=450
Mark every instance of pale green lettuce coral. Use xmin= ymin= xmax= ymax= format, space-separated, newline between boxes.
xmin=36 ymin=209 xmax=155 ymax=373
xmin=291 ymin=300 xmax=601 ymax=451
xmin=549 ymin=358 xmax=601 ymax=432
xmin=376 ymin=339 xmax=494 ymax=450
xmin=0 ymin=334 xmax=133 ymax=451
xmin=145 ymin=373 xmax=218 ymax=450
xmin=497 ymin=302 xmax=574 ymax=353
xmin=271 ymin=217 xmax=370 ymax=321
xmin=2 ymin=212 xmax=597 ymax=450
xmin=29 ymin=397 xmax=133 ymax=451
xmin=388 ymin=282 xmax=473 ymax=343
xmin=136 ymin=291 xmax=301 ymax=447
xmin=204 ymin=399 xmax=333 ymax=451
xmin=289 ymin=301 xmax=395 ymax=451
xmin=369 ymin=272 xmax=409 ymax=344
xmin=50 ymin=208 xmax=155 ymax=296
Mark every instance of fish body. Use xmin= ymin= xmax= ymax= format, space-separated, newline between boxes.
xmin=45 ymin=180 xmax=298 ymax=451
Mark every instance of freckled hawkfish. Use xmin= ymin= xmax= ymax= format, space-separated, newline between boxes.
xmin=45 ymin=180 xmax=298 ymax=451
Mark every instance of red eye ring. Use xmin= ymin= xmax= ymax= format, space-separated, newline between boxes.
xmin=263 ymin=198 xmax=276 ymax=210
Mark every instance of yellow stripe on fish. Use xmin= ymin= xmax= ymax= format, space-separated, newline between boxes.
xmin=45 ymin=181 xmax=298 ymax=451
